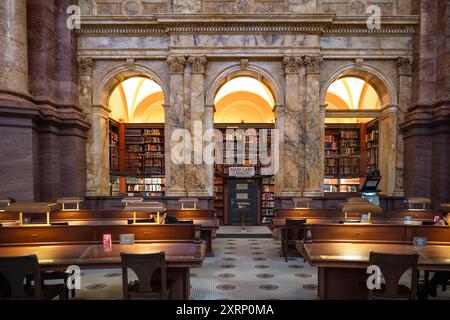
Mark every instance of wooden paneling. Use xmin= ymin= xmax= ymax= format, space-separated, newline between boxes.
xmin=0 ymin=224 xmax=198 ymax=245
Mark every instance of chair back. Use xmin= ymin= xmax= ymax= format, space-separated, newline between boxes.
xmin=120 ymin=252 xmax=167 ymax=299
xmin=285 ymin=219 xmax=307 ymax=240
xmin=368 ymin=252 xmax=419 ymax=300
xmin=0 ymin=255 xmax=42 ymax=299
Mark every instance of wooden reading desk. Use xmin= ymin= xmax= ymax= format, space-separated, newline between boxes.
xmin=296 ymin=241 xmax=450 ymax=300
xmin=0 ymin=241 xmax=205 ymax=300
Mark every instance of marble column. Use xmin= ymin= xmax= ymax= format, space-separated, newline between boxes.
xmin=280 ymin=56 xmax=303 ymax=197
xmin=274 ymin=104 xmax=285 ymax=197
xmin=379 ymin=105 xmax=400 ymax=197
xmin=27 ymin=0 xmax=55 ymax=101
xmin=186 ymin=56 xmax=211 ymax=197
xmin=394 ymin=57 xmax=412 ymax=197
xmin=303 ymin=55 xmax=324 ymax=197
xmin=0 ymin=0 xmax=29 ymax=98
xmin=80 ymin=58 xmax=108 ymax=196
xmin=165 ymin=56 xmax=187 ymax=197
xmin=204 ymin=104 xmax=215 ymax=197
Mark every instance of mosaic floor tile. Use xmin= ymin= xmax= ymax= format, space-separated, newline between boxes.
xmin=68 ymin=237 xmax=450 ymax=300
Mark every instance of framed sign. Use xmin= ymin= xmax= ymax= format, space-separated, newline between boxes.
xmin=229 ymin=167 xmax=255 ymax=177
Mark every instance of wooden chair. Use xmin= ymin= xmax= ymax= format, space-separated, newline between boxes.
xmin=120 ymin=252 xmax=169 ymax=300
xmin=281 ymin=219 xmax=306 ymax=262
xmin=368 ymin=252 xmax=419 ymax=300
xmin=0 ymin=255 xmax=67 ymax=300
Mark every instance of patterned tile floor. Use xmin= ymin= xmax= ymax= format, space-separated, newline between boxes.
xmin=71 ymin=237 xmax=450 ymax=300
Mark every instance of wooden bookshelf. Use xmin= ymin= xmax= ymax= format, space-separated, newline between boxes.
xmin=214 ymin=177 xmax=224 ymax=223
xmin=324 ymin=125 xmax=361 ymax=193
xmin=261 ymin=176 xmax=275 ymax=224
xmin=109 ymin=123 xmax=165 ymax=197
xmin=365 ymin=120 xmax=379 ymax=174
xmin=109 ymin=122 xmax=120 ymax=173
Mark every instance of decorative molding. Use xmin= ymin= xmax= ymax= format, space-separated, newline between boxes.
xmin=167 ymin=56 xmax=186 ymax=74
xmin=188 ymin=56 xmax=208 ymax=74
xmin=397 ymin=57 xmax=412 ymax=76
xmin=303 ymin=55 xmax=323 ymax=74
xmin=78 ymin=57 xmax=94 ymax=76
xmin=282 ymin=56 xmax=301 ymax=74
xmin=240 ymin=58 xmax=249 ymax=69
xmin=355 ymin=58 xmax=364 ymax=69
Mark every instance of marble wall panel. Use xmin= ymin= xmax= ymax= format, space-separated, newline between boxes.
xmin=38 ymin=129 xmax=61 ymax=201
xmin=79 ymin=36 xmax=170 ymax=51
xmin=0 ymin=0 xmax=29 ymax=96
xmin=171 ymin=0 xmax=202 ymax=13
xmin=170 ymin=34 xmax=318 ymax=50
xmin=203 ymin=0 xmax=286 ymax=14
xmin=0 ymin=119 xmax=39 ymax=201
xmin=289 ymin=0 xmax=317 ymax=13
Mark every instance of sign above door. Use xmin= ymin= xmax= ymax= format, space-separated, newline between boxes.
xmin=229 ymin=167 xmax=255 ymax=177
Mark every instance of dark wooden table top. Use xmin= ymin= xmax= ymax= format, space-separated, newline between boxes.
xmin=0 ymin=241 xmax=206 ymax=269
xmin=297 ymin=241 xmax=450 ymax=272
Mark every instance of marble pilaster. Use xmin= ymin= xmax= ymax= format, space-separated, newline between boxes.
xmin=274 ymin=104 xmax=285 ymax=197
xmin=0 ymin=0 xmax=28 ymax=97
xmin=187 ymin=55 xmax=211 ymax=197
xmin=393 ymin=57 xmax=412 ymax=196
xmin=280 ymin=56 xmax=302 ymax=197
xmin=165 ymin=56 xmax=187 ymax=197
xmin=303 ymin=55 xmax=324 ymax=197
xmin=81 ymin=58 xmax=108 ymax=196
xmin=204 ymin=104 xmax=215 ymax=197
xmin=379 ymin=105 xmax=400 ymax=197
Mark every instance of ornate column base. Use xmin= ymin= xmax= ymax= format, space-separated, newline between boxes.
xmin=303 ymin=190 xmax=324 ymax=197
xmin=165 ymin=189 xmax=187 ymax=197
xmin=188 ymin=189 xmax=213 ymax=197
xmin=280 ymin=190 xmax=303 ymax=198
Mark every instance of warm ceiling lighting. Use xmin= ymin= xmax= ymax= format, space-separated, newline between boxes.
xmin=214 ymin=76 xmax=275 ymax=107
xmin=326 ymin=77 xmax=381 ymax=110
xmin=109 ymin=76 xmax=164 ymax=123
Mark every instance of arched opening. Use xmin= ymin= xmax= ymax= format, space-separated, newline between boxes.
xmin=324 ymin=74 xmax=386 ymax=193
xmin=108 ymin=76 xmax=165 ymax=197
xmin=214 ymin=76 xmax=275 ymax=124
xmin=212 ymin=75 xmax=276 ymax=225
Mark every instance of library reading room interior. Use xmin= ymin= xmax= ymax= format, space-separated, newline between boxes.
xmin=0 ymin=0 xmax=449 ymax=301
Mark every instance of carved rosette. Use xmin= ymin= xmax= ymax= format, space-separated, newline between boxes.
xmin=282 ymin=56 xmax=301 ymax=74
xmin=188 ymin=56 xmax=208 ymax=74
xmin=303 ymin=55 xmax=323 ymax=74
xmin=167 ymin=56 xmax=187 ymax=74
xmin=78 ymin=57 xmax=93 ymax=77
xmin=397 ymin=57 xmax=412 ymax=76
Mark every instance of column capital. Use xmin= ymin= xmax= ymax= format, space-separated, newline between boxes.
xmin=273 ymin=104 xmax=285 ymax=113
xmin=205 ymin=104 xmax=216 ymax=113
xmin=167 ymin=56 xmax=187 ymax=74
xmin=303 ymin=55 xmax=323 ymax=74
xmin=78 ymin=57 xmax=94 ymax=77
xmin=397 ymin=57 xmax=412 ymax=76
xmin=188 ymin=56 xmax=208 ymax=74
xmin=282 ymin=56 xmax=301 ymax=74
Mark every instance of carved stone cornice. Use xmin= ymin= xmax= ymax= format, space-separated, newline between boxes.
xmin=303 ymin=55 xmax=323 ymax=74
xmin=188 ymin=56 xmax=207 ymax=74
xmin=78 ymin=57 xmax=93 ymax=76
xmin=397 ymin=57 xmax=412 ymax=76
xmin=167 ymin=56 xmax=186 ymax=74
xmin=282 ymin=56 xmax=301 ymax=74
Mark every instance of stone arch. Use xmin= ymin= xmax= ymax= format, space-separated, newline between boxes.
xmin=205 ymin=63 xmax=284 ymax=107
xmin=320 ymin=63 xmax=397 ymax=107
xmin=94 ymin=63 xmax=169 ymax=109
